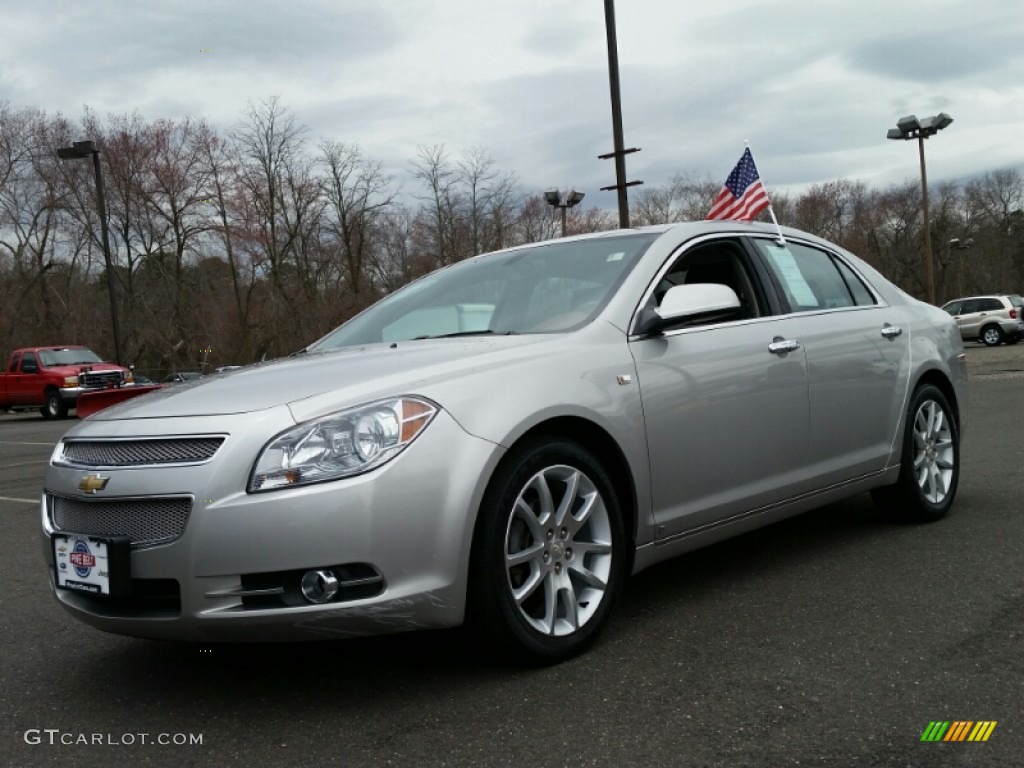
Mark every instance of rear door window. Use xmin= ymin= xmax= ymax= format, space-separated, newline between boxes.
xmin=832 ymin=258 xmax=876 ymax=306
xmin=752 ymin=240 xmax=872 ymax=312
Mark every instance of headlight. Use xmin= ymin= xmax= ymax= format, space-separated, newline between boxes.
xmin=63 ymin=376 xmax=79 ymax=387
xmin=248 ymin=397 xmax=437 ymax=492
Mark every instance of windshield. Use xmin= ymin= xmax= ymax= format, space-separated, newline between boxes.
xmin=37 ymin=348 xmax=103 ymax=366
xmin=310 ymin=234 xmax=657 ymax=351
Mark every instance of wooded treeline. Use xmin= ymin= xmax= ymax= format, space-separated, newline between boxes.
xmin=2 ymin=98 xmax=1022 ymax=374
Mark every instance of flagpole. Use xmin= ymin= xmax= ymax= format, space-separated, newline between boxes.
xmin=745 ymin=141 xmax=786 ymax=244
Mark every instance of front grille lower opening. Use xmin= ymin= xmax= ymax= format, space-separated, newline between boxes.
xmin=49 ymin=495 xmax=192 ymax=548
xmin=63 ymin=578 xmax=181 ymax=617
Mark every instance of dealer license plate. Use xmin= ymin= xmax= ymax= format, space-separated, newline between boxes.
xmin=52 ymin=534 xmax=130 ymax=596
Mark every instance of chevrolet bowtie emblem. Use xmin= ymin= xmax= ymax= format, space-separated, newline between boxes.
xmin=78 ymin=474 xmax=109 ymax=494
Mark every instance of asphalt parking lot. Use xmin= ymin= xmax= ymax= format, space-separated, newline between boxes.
xmin=1 ymin=343 xmax=1021 ymax=768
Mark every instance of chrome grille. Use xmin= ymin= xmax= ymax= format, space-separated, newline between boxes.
xmin=61 ymin=437 xmax=225 ymax=468
xmin=50 ymin=495 xmax=192 ymax=548
xmin=79 ymin=370 xmax=124 ymax=389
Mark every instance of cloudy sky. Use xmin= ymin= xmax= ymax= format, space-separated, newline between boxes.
xmin=3 ymin=0 xmax=1022 ymax=206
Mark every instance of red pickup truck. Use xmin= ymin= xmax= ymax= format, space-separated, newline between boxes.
xmin=0 ymin=346 xmax=134 ymax=419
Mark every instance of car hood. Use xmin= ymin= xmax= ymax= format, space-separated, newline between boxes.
xmin=90 ymin=336 xmax=556 ymax=420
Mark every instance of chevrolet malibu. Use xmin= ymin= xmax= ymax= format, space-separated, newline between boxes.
xmin=42 ymin=222 xmax=966 ymax=662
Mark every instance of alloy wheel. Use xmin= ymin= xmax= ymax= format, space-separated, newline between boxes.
xmin=912 ymin=399 xmax=955 ymax=504
xmin=504 ymin=465 xmax=613 ymax=637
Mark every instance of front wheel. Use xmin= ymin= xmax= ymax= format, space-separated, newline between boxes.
xmin=41 ymin=390 xmax=69 ymax=420
xmin=468 ymin=437 xmax=626 ymax=664
xmin=871 ymin=384 xmax=959 ymax=522
xmin=980 ymin=325 xmax=1004 ymax=346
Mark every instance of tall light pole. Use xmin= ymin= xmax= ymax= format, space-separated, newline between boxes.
xmin=887 ymin=112 xmax=953 ymax=305
xmin=950 ymin=237 xmax=974 ymax=297
xmin=544 ymin=189 xmax=586 ymax=237
xmin=58 ymin=140 xmax=122 ymax=365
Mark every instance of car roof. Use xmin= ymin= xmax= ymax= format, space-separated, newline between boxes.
xmin=943 ymin=294 xmax=1015 ymax=302
xmin=477 ymin=220 xmax=840 ymax=259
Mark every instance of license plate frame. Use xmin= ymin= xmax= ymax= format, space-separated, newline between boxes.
xmin=52 ymin=533 xmax=131 ymax=597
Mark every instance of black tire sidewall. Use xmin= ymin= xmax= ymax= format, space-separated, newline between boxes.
xmin=469 ymin=437 xmax=626 ymax=663
xmin=42 ymin=391 xmax=63 ymax=419
xmin=894 ymin=385 xmax=960 ymax=521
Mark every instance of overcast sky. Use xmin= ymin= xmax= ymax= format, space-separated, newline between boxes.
xmin=3 ymin=0 xmax=1022 ymax=207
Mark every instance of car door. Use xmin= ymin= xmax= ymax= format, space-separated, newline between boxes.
xmin=749 ymin=236 xmax=911 ymax=485
xmin=629 ymin=236 xmax=811 ymax=539
xmin=954 ymin=299 xmax=982 ymax=338
xmin=5 ymin=352 xmax=21 ymax=400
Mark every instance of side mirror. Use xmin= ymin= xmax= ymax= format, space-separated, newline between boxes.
xmin=636 ymin=283 xmax=741 ymax=336
xmin=21 ymin=362 xmax=38 ymax=374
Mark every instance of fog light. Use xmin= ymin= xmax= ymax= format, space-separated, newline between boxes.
xmin=300 ymin=569 xmax=340 ymax=604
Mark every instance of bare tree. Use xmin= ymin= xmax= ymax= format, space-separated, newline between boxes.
xmin=321 ymin=140 xmax=397 ymax=297
xmin=411 ymin=144 xmax=464 ymax=266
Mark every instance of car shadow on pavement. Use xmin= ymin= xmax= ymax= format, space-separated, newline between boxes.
xmin=80 ymin=494 xmax=892 ymax=685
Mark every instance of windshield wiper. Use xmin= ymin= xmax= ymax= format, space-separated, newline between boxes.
xmin=412 ymin=330 xmax=515 ymax=340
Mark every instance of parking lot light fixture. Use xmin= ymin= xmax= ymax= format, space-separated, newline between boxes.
xmin=544 ymin=189 xmax=586 ymax=237
xmin=949 ymin=237 xmax=974 ymax=297
xmin=57 ymin=140 xmax=123 ymax=365
xmin=887 ymin=112 xmax=954 ymax=305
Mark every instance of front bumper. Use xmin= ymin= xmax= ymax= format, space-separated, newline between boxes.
xmin=41 ymin=406 xmax=504 ymax=641
xmin=58 ymin=386 xmax=83 ymax=403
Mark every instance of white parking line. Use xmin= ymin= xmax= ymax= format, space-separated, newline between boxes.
xmin=0 ymin=495 xmax=37 ymax=504
xmin=0 ymin=460 xmax=48 ymax=469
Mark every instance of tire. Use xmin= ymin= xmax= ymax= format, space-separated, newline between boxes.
xmin=41 ymin=389 xmax=69 ymax=420
xmin=871 ymin=384 xmax=959 ymax=522
xmin=980 ymin=325 xmax=1004 ymax=346
xmin=468 ymin=437 xmax=626 ymax=664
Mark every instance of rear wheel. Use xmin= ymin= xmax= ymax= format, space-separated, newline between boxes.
xmin=871 ymin=384 xmax=959 ymax=522
xmin=40 ymin=389 xmax=69 ymax=420
xmin=468 ymin=437 xmax=626 ymax=664
xmin=980 ymin=325 xmax=1004 ymax=346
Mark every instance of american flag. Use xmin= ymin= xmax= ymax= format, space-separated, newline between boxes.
xmin=706 ymin=148 xmax=770 ymax=221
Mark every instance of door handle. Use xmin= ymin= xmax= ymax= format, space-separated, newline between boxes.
xmin=881 ymin=325 xmax=903 ymax=339
xmin=768 ymin=338 xmax=801 ymax=354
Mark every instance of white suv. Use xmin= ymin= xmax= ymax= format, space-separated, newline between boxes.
xmin=941 ymin=294 xmax=1024 ymax=346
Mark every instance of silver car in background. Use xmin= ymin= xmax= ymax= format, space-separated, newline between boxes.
xmin=42 ymin=222 xmax=967 ymax=663
xmin=940 ymin=294 xmax=1024 ymax=346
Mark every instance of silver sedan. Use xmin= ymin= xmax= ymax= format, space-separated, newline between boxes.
xmin=41 ymin=222 xmax=966 ymax=663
